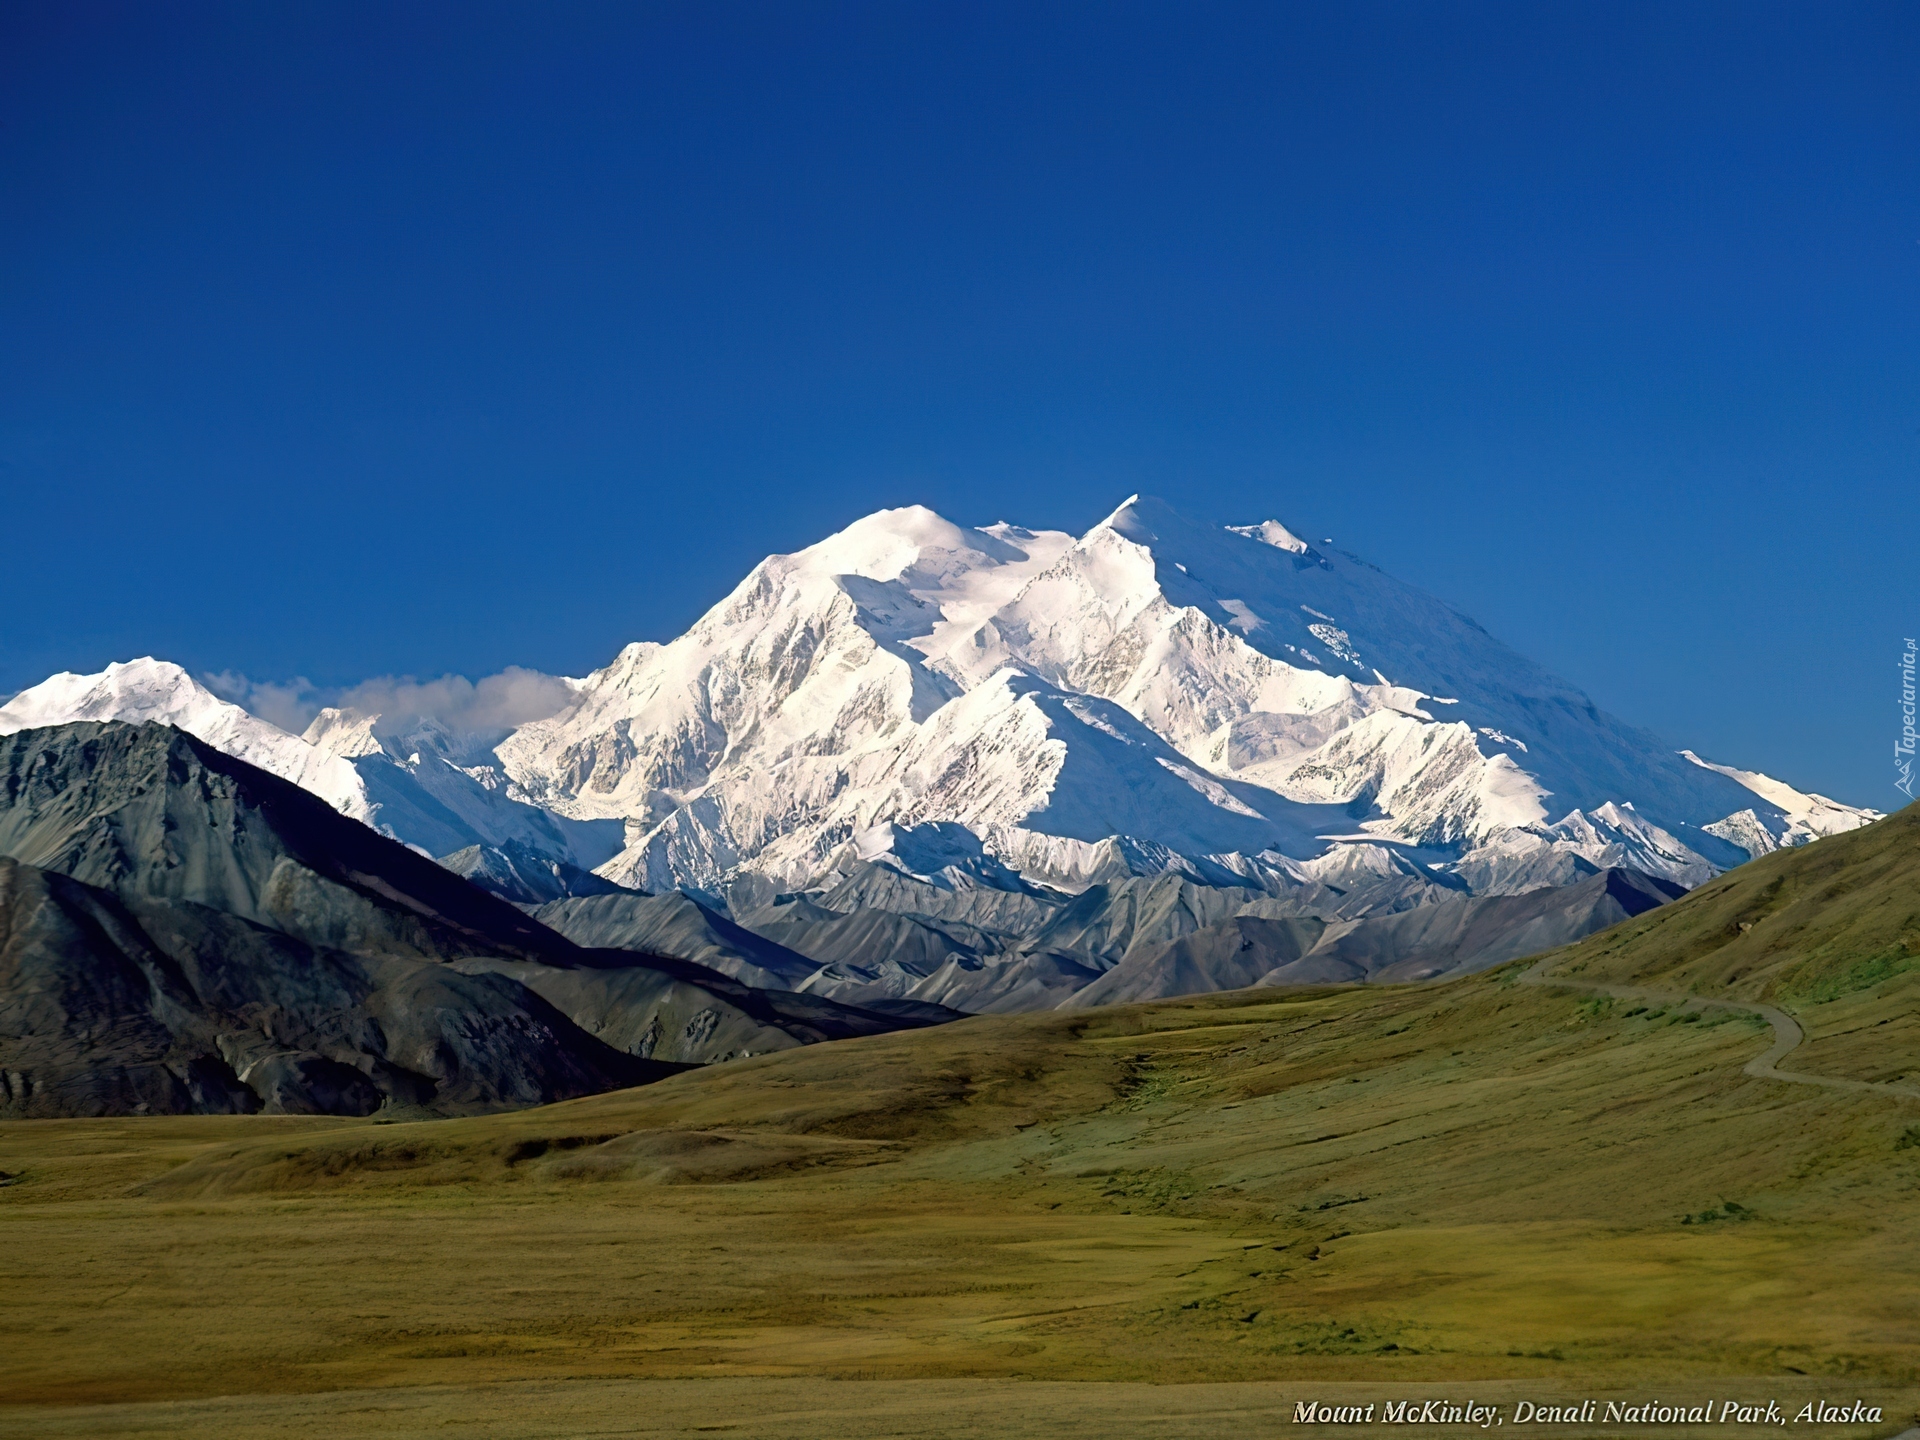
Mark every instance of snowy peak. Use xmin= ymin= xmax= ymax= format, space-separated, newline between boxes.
xmin=497 ymin=494 xmax=1881 ymax=897
xmin=746 ymin=504 xmax=1074 ymax=646
xmin=1681 ymin=750 xmax=1876 ymax=846
xmin=0 ymin=659 xmax=371 ymax=819
xmin=12 ymin=497 xmax=1875 ymax=911
xmin=0 ymin=657 xmax=210 ymax=729
xmin=1702 ymin=808 xmax=1795 ymax=860
xmin=932 ymin=496 xmax=1548 ymax=843
xmin=496 ymin=506 xmax=1076 ymax=830
xmin=1001 ymin=498 xmax=1858 ymax=847
xmin=0 ymin=659 xmax=621 ymax=871
xmin=808 ymin=507 xmax=1077 ymax=660
xmin=792 ymin=505 xmax=1032 ymax=585
xmin=1226 ymin=518 xmax=1316 ymax=556
xmin=1448 ymin=802 xmax=1719 ymax=894
xmin=1549 ymin=802 xmax=1718 ymax=887
xmin=302 ymin=706 xmax=385 ymax=760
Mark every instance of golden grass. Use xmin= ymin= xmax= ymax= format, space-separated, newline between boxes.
xmin=2 ymin=1377 xmax=1914 ymax=1440
xmin=3 ymin=966 xmax=1917 ymax=1436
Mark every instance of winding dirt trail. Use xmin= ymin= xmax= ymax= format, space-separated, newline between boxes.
xmin=1518 ymin=955 xmax=1920 ymax=1102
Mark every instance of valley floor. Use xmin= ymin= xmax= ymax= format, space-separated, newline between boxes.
xmin=2 ymin=965 xmax=1917 ymax=1438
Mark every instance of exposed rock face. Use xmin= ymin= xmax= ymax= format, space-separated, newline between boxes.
xmin=709 ymin=849 xmax=1685 ymax=1015
xmin=0 ymin=852 xmax=660 ymax=1118
xmin=452 ymin=952 xmax=958 ymax=1062
xmin=534 ymin=892 xmax=818 ymax=991
xmin=1272 ymin=867 xmax=1687 ymax=984
xmin=0 ymin=720 xmax=576 ymax=966
xmin=1060 ymin=867 xmax=1685 ymax=1006
xmin=1059 ymin=915 xmax=1329 ymax=1009
xmin=0 ymin=722 xmax=950 ymax=1117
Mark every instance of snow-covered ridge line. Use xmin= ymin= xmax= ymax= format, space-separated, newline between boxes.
xmin=0 ymin=659 xmax=621 ymax=869
xmin=1 ymin=498 xmax=1880 ymax=905
xmin=0 ymin=660 xmax=371 ymax=819
xmin=498 ymin=495 xmax=1878 ymax=895
xmin=1681 ymin=749 xmax=1877 ymax=854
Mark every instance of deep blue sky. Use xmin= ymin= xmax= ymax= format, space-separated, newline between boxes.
xmin=2 ymin=2 xmax=1915 ymax=806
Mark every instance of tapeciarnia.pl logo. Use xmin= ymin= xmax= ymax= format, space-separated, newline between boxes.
xmin=1898 ymin=638 xmax=1917 ymax=799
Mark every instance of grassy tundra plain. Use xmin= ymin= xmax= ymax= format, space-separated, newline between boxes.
xmin=3 ymin=810 xmax=1918 ymax=1438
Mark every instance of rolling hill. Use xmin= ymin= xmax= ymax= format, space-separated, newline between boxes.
xmin=2 ymin=805 xmax=1913 ymax=1436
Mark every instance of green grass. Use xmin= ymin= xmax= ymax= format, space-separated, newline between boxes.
xmin=1780 ymin=945 xmax=1920 ymax=1007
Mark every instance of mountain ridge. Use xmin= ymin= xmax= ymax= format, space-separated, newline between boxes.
xmin=501 ymin=495 xmax=1874 ymax=895
xmin=0 ymin=721 xmax=951 ymax=1117
xmin=0 ymin=497 xmax=1877 ymax=951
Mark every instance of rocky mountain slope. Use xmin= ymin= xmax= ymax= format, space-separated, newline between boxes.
xmin=440 ymin=840 xmax=634 ymax=906
xmin=524 ymin=846 xmax=1688 ymax=1014
xmin=535 ymin=891 xmax=821 ymax=993
xmin=0 ymin=497 xmax=1878 ymax=1017
xmin=1065 ymin=866 xmax=1684 ymax=1005
xmin=0 ymin=722 xmax=947 ymax=1117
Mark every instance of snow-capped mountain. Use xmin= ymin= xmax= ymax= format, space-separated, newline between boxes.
xmin=0 ymin=660 xmax=621 ymax=869
xmin=300 ymin=705 xmax=622 ymax=867
xmin=3 ymin=498 xmax=1877 ymax=909
xmin=0 ymin=661 xmax=369 ymax=817
xmin=499 ymin=497 xmax=1876 ymax=894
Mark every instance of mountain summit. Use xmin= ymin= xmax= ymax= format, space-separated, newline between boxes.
xmin=497 ymin=496 xmax=1874 ymax=894
xmin=1 ymin=499 xmax=1875 ymax=905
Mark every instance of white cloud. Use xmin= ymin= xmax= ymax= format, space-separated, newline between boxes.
xmin=202 ymin=666 xmax=575 ymax=739
xmin=201 ymin=671 xmax=322 ymax=733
